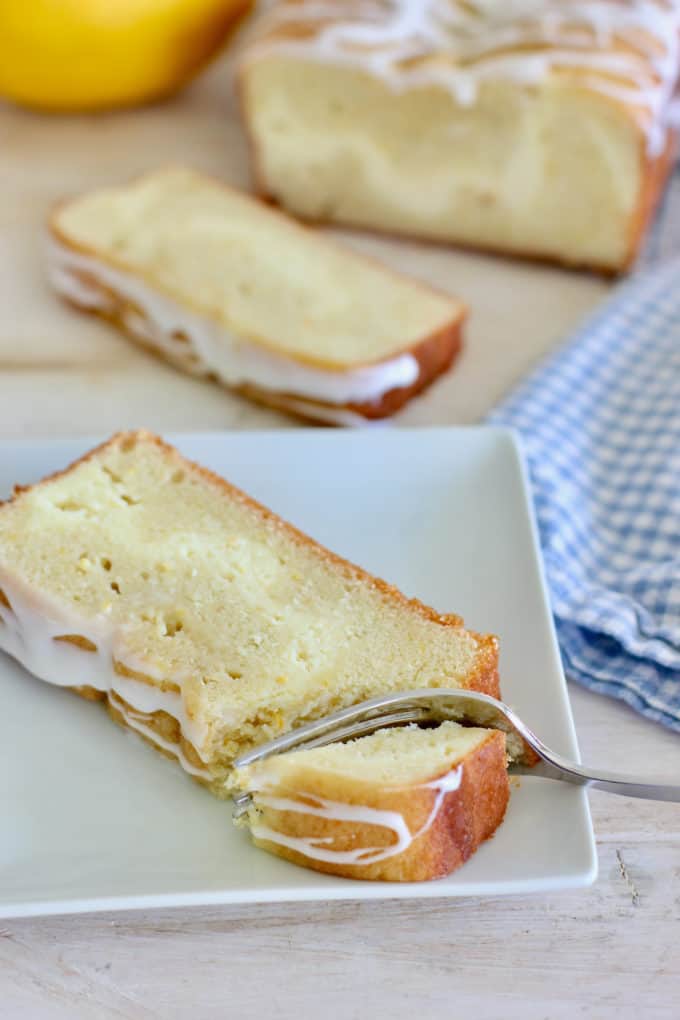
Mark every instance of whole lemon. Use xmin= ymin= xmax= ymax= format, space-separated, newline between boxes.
xmin=0 ymin=0 xmax=252 ymax=112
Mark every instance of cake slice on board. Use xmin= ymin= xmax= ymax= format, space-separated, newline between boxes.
xmin=46 ymin=169 xmax=466 ymax=424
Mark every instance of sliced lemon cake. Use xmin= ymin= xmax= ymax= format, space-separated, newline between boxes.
xmin=238 ymin=0 xmax=680 ymax=273
xmin=0 ymin=431 xmax=499 ymax=795
xmin=233 ymin=721 xmax=509 ymax=882
xmin=46 ymin=168 xmax=466 ymax=424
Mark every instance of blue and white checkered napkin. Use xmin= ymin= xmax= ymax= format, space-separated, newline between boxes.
xmin=490 ymin=172 xmax=680 ymax=732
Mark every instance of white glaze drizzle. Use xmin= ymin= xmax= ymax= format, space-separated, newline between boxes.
xmin=245 ymin=0 xmax=680 ymax=155
xmin=249 ymin=765 xmax=463 ymax=866
xmin=108 ymin=692 xmax=212 ymax=779
xmin=46 ymin=239 xmax=420 ymax=408
xmin=0 ymin=568 xmax=211 ymax=764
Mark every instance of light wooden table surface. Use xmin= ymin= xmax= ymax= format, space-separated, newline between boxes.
xmin=1 ymin=56 xmax=679 ymax=1020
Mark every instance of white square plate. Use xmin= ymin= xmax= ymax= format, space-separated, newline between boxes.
xmin=0 ymin=428 xmax=596 ymax=917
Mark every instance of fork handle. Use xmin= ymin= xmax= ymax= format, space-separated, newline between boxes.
xmin=517 ymin=756 xmax=680 ymax=802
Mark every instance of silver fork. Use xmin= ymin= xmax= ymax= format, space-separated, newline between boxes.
xmin=232 ymin=688 xmax=680 ymax=819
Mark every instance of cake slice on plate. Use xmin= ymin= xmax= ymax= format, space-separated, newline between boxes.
xmin=233 ymin=721 xmax=509 ymax=882
xmin=0 ymin=431 xmax=499 ymax=797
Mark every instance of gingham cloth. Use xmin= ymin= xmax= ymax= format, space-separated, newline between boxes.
xmin=490 ymin=165 xmax=680 ymax=731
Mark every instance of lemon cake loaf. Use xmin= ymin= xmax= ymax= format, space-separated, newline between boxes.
xmin=0 ymin=431 xmax=499 ymax=795
xmin=233 ymin=721 xmax=509 ymax=882
xmin=46 ymin=169 xmax=466 ymax=424
xmin=239 ymin=0 xmax=680 ymax=273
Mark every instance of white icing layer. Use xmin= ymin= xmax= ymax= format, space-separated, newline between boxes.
xmin=109 ymin=692 xmax=212 ymax=779
xmin=0 ymin=569 xmax=210 ymax=764
xmin=249 ymin=765 xmax=463 ymax=866
xmin=246 ymin=0 xmax=680 ymax=155
xmin=46 ymin=239 xmax=420 ymax=409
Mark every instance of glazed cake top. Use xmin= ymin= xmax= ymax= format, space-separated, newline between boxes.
xmin=243 ymin=0 xmax=680 ymax=153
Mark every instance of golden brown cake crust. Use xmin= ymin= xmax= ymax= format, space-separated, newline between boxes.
xmin=622 ymin=129 xmax=679 ymax=273
xmin=247 ymin=729 xmax=509 ymax=882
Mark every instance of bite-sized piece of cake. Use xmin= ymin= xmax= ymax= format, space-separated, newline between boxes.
xmin=233 ymin=721 xmax=509 ymax=882
xmin=238 ymin=0 xmax=680 ymax=273
xmin=46 ymin=168 xmax=466 ymax=424
xmin=0 ymin=431 xmax=499 ymax=795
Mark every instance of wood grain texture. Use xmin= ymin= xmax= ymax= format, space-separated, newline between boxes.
xmin=0 ymin=50 xmax=678 ymax=1020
